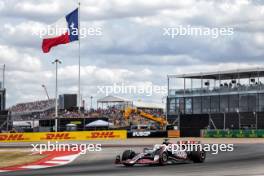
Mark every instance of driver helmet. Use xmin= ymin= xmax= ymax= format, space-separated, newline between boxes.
xmin=162 ymin=138 xmax=170 ymax=145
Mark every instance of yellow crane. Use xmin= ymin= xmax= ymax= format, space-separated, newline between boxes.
xmin=124 ymin=107 xmax=167 ymax=127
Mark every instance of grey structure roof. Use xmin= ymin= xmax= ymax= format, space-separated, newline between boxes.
xmin=168 ymin=67 xmax=264 ymax=80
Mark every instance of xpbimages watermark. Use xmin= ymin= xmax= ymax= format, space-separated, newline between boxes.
xmin=154 ymin=143 xmax=234 ymax=155
xmin=32 ymin=25 xmax=102 ymax=39
xmin=31 ymin=141 xmax=102 ymax=154
xmin=163 ymin=25 xmax=234 ymax=39
xmin=97 ymin=83 xmax=167 ymax=96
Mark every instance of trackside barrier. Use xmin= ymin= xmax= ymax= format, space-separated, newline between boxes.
xmin=202 ymin=129 xmax=264 ymax=138
xmin=127 ymin=130 xmax=180 ymax=138
xmin=0 ymin=130 xmax=127 ymax=142
xmin=127 ymin=131 xmax=167 ymax=138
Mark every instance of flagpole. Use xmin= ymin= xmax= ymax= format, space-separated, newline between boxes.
xmin=78 ymin=2 xmax=81 ymax=112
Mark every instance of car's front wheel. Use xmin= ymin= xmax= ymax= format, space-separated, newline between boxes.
xmin=122 ymin=150 xmax=136 ymax=166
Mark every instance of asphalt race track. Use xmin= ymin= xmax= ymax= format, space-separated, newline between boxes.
xmin=1 ymin=144 xmax=264 ymax=176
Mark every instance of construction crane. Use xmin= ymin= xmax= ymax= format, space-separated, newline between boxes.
xmin=124 ymin=107 xmax=167 ymax=127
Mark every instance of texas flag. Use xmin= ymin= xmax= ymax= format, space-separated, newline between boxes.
xmin=42 ymin=8 xmax=79 ymax=53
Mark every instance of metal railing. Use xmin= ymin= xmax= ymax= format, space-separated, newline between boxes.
xmin=169 ymin=84 xmax=264 ymax=96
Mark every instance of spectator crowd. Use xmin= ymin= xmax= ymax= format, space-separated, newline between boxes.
xmin=9 ymin=99 xmax=164 ymax=129
xmin=9 ymin=99 xmax=55 ymax=114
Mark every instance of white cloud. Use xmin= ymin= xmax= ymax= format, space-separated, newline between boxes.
xmin=58 ymin=65 xmax=133 ymax=84
xmin=0 ymin=45 xmax=41 ymax=71
xmin=15 ymin=1 xmax=61 ymax=15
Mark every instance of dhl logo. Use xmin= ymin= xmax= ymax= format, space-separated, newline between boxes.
xmin=0 ymin=134 xmax=27 ymax=141
xmin=41 ymin=133 xmax=74 ymax=140
xmin=88 ymin=131 xmax=120 ymax=139
xmin=0 ymin=131 xmax=125 ymax=142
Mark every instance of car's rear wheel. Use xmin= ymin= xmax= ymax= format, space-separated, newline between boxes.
xmin=122 ymin=150 xmax=136 ymax=166
xmin=189 ymin=150 xmax=206 ymax=163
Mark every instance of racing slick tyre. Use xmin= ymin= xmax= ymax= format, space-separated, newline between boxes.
xmin=189 ymin=150 xmax=206 ymax=163
xmin=159 ymin=152 xmax=169 ymax=166
xmin=122 ymin=150 xmax=136 ymax=166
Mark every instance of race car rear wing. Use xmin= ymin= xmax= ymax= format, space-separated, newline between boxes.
xmin=177 ymin=140 xmax=201 ymax=145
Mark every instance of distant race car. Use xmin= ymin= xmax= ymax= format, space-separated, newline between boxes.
xmin=115 ymin=139 xmax=206 ymax=166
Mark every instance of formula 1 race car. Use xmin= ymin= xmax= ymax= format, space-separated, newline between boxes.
xmin=115 ymin=139 xmax=206 ymax=166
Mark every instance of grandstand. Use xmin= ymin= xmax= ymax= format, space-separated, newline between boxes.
xmin=8 ymin=99 xmax=55 ymax=132
xmin=16 ymin=96 xmax=165 ymax=132
xmin=9 ymin=99 xmax=55 ymax=114
xmin=9 ymin=93 xmax=166 ymax=132
xmin=167 ymin=68 xmax=264 ymax=136
xmin=9 ymin=99 xmax=55 ymax=122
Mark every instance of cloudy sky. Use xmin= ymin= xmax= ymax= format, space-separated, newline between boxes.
xmin=1 ymin=0 xmax=264 ymax=108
